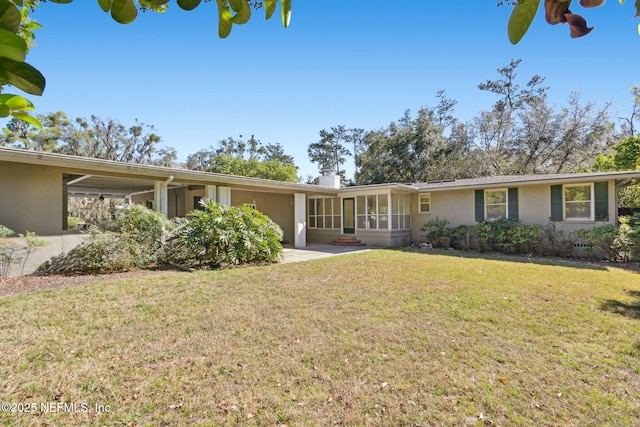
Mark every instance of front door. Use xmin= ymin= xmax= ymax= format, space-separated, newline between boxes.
xmin=343 ymin=198 xmax=355 ymax=234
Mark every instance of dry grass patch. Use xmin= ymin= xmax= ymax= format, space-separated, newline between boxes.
xmin=1 ymin=250 xmax=639 ymax=426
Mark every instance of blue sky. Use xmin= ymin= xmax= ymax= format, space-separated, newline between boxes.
xmin=12 ymin=1 xmax=640 ymax=178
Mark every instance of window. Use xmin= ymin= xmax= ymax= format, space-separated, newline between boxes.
xmin=356 ymin=194 xmax=389 ymax=230
xmin=475 ymin=188 xmax=518 ymax=222
xmin=564 ymin=184 xmax=593 ymax=220
xmin=193 ymin=196 xmax=206 ymax=211
xmin=485 ymin=189 xmax=507 ymax=220
xmin=308 ymin=197 xmax=340 ymax=229
xmin=418 ymin=193 xmax=431 ymax=213
xmin=391 ymin=194 xmax=411 ymax=230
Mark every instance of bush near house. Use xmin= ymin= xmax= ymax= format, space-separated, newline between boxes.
xmin=570 ymin=215 xmax=640 ymax=262
xmin=164 ymin=201 xmax=283 ymax=269
xmin=422 ymin=216 xmax=640 ymax=262
xmin=423 ymin=219 xmax=573 ymax=258
xmin=40 ymin=205 xmax=172 ymax=275
xmin=39 ymin=202 xmax=283 ymax=275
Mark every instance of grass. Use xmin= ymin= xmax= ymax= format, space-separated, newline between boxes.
xmin=1 ymin=249 xmax=639 ymax=426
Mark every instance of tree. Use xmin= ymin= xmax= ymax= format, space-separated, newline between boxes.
xmin=0 ymin=111 xmax=177 ymax=165
xmin=619 ymin=86 xmax=640 ymax=138
xmin=184 ymin=136 xmax=299 ymax=182
xmin=592 ymin=136 xmax=640 ymax=208
xmin=593 ymin=136 xmax=640 ymax=172
xmin=469 ymin=59 xmax=613 ymax=176
xmin=358 ymin=106 xmax=456 ymax=184
xmin=307 ymin=127 xmax=351 ymax=179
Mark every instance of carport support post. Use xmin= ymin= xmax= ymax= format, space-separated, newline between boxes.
xmin=154 ymin=176 xmax=173 ymax=217
xmin=217 ymin=186 xmax=231 ymax=206
xmin=294 ymin=193 xmax=306 ymax=248
xmin=205 ymin=185 xmax=217 ymax=203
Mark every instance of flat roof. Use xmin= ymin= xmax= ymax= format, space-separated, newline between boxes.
xmin=0 ymin=147 xmax=339 ymax=196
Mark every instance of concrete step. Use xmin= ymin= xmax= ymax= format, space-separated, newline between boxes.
xmin=329 ymin=236 xmax=366 ymax=246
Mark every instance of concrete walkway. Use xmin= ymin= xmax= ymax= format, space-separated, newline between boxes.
xmin=281 ymin=243 xmax=374 ymax=263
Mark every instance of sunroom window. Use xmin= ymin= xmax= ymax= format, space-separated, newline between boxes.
xmin=308 ymin=197 xmax=340 ymax=229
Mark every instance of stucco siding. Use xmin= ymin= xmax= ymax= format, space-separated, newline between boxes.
xmin=411 ymin=190 xmax=475 ymax=242
xmin=0 ymin=162 xmax=63 ymax=235
xmin=232 ymin=190 xmax=294 ymax=244
xmin=518 ymin=184 xmax=550 ymax=224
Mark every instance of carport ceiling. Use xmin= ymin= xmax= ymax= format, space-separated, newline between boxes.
xmin=65 ymin=174 xmax=178 ymax=198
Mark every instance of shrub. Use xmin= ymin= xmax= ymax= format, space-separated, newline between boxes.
xmin=448 ymin=225 xmax=475 ymax=251
xmin=40 ymin=205 xmax=171 ymax=275
xmin=536 ymin=223 xmax=573 ymax=258
xmin=570 ymin=225 xmax=618 ymax=261
xmin=165 ymin=201 xmax=283 ymax=268
xmin=447 ymin=220 xmax=572 ymax=257
xmin=0 ymin=227 xmax=47 ymax=279
xmin=612 ymin=216 xmax=640 ymax=262
xmin=420 ymin=217 xmax=450 ymax=247
xmin=67 ymin=216 xmax=85 ymax=230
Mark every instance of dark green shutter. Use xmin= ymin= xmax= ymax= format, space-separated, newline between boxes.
xmin=550 ymin=185 xmax=563 ymax=221
xmin=594 ymin=181 xmax=609 ymax=221
xmin=508 ymin=187 xmax=519 ymax=220
xmin=475 ymin=189 xmax=484 ymax=222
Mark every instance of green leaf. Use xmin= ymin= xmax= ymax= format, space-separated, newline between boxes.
xmin=0 ymin=103 xmax=9 ymax=117
xmin=0 ymin=58 xmax=45 ymax=95
xmin=231 ymin=0 xmax=251 ymax=25
xmin=508 ymin=0 xmax=541 ymax=44
xmin=49 ymin=0 xmax=74 ymax=3
xmin=635 ymin=0 xmax=640 ymax=17
xmin=10 ymin=1 xmax=23 ymax=7
xmin=0 ymin=93 xmax=33 ymax=110
xmin=97 ymin=0 xmax=112 ymax=12
xmin=281 ymin=0 xmax=291 ymax=28
xmin=11 ymin=112 xmax=42 ymax=130
xmin=139 ymin=0 xmax=168 ymax=12
xmin=0 ymin=0 xmax=20 ymax=33
xmin=229 ymin=0 xmax=243 ymax=12
xmin=264 ymin=0 xmax=276 ymax=20
xmin=177 ymin=0 xmax=201 ymax=10
xmin=111 ymin=0 xmax=138 ymax=24
xmin=0 ymin=27 xmax=25 ymax=61
xmin=216 ymin=0 xmax=233 ymax=38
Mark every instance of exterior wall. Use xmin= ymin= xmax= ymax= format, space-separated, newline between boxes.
xmin=411 ymin=180 xmax=619 ymax=242
xmin=411 ymin=189 xmax=475 ymax=243
xmin=307 ymin=228 xmax=341 ymax=244
xmin=307 ymin=229 xmax=411 ymax=247
xmin=232 ymin=190 xmax=295 ymax=244
xmin=0 ymin=162 xmax=63 ymax=235
xmin=355 ymin=230 xmax=411 ymax=247
xmin=131 ymin=192 xmax=154 ymax=210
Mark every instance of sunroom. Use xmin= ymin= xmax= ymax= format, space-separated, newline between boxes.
xmin=306 ymin=184 xmax=415 ymax=247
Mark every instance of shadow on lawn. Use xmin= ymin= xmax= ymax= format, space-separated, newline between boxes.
xmin=396 ymin=247 xmax=613 ymax=272
xmin=601 ymin=290 xmax=640 ymax=320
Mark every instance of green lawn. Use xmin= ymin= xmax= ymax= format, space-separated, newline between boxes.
xmin=1 ymin=250 xmax=639 ymax=426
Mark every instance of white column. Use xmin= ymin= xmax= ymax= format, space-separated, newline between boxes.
xmin=205 ymin=185 xmax=217 ymax=202
xmin=154 ymin=181 xmax=164 ymax=215
xmin=294 ymin=193 xmax=306 ymax=248
xmin=217 ymin=186 xmax=231 ymax=206
xmin=154 ymin=176 xmax=173 ymax=217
